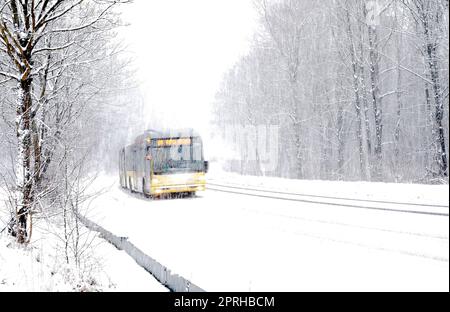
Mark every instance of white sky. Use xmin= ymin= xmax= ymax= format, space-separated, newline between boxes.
xmin=118 ymin=0 xmax=258 ymax=137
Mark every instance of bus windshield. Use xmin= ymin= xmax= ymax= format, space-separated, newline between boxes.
xmin=151 ymin=139 xmax=204 ymax=174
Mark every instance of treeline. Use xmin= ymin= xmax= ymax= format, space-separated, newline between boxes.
xmin=0 ymin=0 xmax=143 ymax=246
xmin=213 ymin=0 xmax=449 ymax=183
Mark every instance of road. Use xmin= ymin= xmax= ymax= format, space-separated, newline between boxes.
xmin=87 ymin=176 xmax=449 ymax=291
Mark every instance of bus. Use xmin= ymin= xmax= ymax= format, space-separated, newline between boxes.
xmin=119 ymin=129 xmax=208 ymax=197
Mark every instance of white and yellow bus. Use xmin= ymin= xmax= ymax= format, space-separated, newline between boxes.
xmin=119 ymin=129 xmax=208 ymax=197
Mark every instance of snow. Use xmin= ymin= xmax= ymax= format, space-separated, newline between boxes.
xmin=0 ymin=192 xmax=168 ymax=292
xmin=97 ymin=242 xmax=168 ymax=292
xmin=208 ymin=166 xmax=449 ymax=207
xmin=84 ymin=167 xmax=449 ymax=292
xmin=0 ymin=231 xmax=167 ymax=292
xmin=1 ymin=165 xmax=447 ymax=292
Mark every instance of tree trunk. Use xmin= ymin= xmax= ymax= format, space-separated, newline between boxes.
xmin=337 ymin=103 xmax=345 ymax=180
xmin=368 ymin=24 xmax=383 ymax=181
xmin=393 ymin=48 xmax=403 ymax=181
xmin=358 ymin=8 xmax=373 ymax=180
xmin=345 ymin=8 xmax=366 ymax=180
xmin=393 ymin=10 xmax=403 ymax=182
xmin=15 ymin=78 xmax=33 ymax=244
xmin=292 ymin=92 xmax=303 ymax=179
xmin=423 ymin=8 xmax=448 ymax=178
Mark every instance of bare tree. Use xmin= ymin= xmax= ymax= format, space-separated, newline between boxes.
xmin=213 ymin=0 xmax=448 ymax=184
xmin=402 ymin=0 xmax=448 ymax=179
xmin=0 ymin=0 xmax=130 ymax=243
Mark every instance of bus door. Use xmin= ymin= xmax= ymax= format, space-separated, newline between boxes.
xmin=119 ymin=149 xmax=126 ymax=187
xmin=144 ymin=147 xmax=153 ymax=194
xmin=132 ymin=148 xmax=138 ymax=191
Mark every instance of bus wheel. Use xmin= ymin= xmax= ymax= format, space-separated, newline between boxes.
xmin=143 ymin=179 xmax=150 ymax=198
xmin=129 ymin=177 xmax=134 ymax=193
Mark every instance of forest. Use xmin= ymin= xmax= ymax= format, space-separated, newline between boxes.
xmin=213 ymin=0 xmax=449 ymax=183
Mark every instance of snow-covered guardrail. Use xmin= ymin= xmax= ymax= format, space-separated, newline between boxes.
xmin=78 ymin=214 xmax=205 ymax=292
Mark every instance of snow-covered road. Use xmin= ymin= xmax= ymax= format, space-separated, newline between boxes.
xmin=87 ymin=174 xmax=449 ymax=291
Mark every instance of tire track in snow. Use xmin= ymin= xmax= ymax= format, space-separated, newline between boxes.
xmin=208 ymin=186 xmax=449 ymax=217
xmin=208 ymin=182 xmax=449 ymax=208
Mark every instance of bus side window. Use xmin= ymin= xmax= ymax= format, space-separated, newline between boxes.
xmin=193 ymin=141 xmax=202 ymax=161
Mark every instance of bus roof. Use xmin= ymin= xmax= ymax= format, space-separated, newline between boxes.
xmin=128 ymin=128 xmax=201 ymax=147
xmin=143 ymin=128 xmax=200 ymax=139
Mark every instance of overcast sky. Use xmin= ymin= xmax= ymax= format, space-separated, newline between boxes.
xmin=118 ymin=0 xmax=258 ymax=137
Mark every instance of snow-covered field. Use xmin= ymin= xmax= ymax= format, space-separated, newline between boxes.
xmin=0 ymin=190 xmax=167 ymax=292
xmin=208 ymin=168 xmax=449 ymax=207
xmin=0 ymin=231 xmax=166 ymax=292
xmin=85 ymin=167 xmax=449 ymax=292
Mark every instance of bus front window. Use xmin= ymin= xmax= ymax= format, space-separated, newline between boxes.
xmin=152 ymin=143 xmax=203 ymax=174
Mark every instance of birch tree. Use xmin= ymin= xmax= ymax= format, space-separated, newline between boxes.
xmin=0 ymin=0 xmax=129 ymax=243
